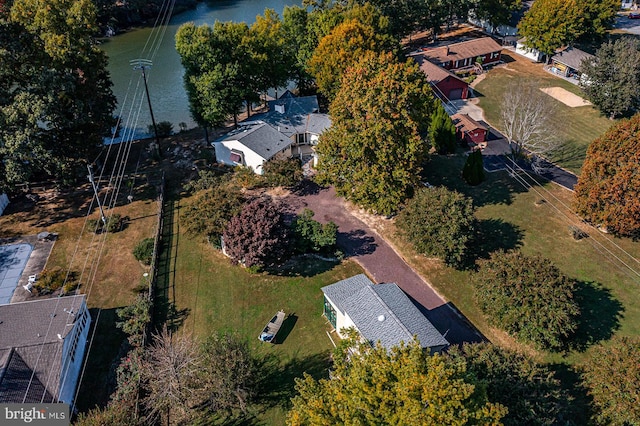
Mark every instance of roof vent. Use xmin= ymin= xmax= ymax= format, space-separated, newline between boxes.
xmin=57 ymin=334 xmax=62 ymax=340
xmin=275 ymin=104 xmax=285 ymax=114
xmin=378 ymin=315 xmax=385 ymax=322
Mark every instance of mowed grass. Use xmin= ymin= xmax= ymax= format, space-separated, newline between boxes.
xmin=166 ymin=195 xmax=365 ymax=424
xmin=475 ymin=52 xmax=614 ymax=174
xmin=390 ymin=155 xmax=640 ymax=365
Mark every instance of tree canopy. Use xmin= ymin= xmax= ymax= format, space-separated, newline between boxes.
xmin=429 ymin=102 xmax=456 ymax=154
xmin=472 ymin=0 xmax=521 ymax=32
xmin=316 ymin=52 xmax=434 ymax=215
xmin=222 ymin=197 xmax=289 ymax=270
xmin=474 ymin=250 xmax=579 ymax=350
xmin=181 ymin=186 xmax=245 ymax=242
xmin=582 ymin=336 xmax=640 ymax=426
xmin=397 ymin=186 xmax=476 ymax=267
xmin=287 ymin=335 xmax=506 ymax=425
xmin=574 ymin=114 xmax=640 ymax=238
xmin=580 ymin=38 xmax=640 ymax=119
xmin=518 ymin=0 xmax=618 ymax=55
xmin=0 ymin=0 xmax=115 ymax=191
xmin=448 ymin=343 xmax=570 ymax=426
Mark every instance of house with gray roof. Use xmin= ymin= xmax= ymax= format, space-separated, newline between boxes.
xmin=322 ymin=274 xmax=449 ymax=352
xmin=0 ymin=295 xmax=90 ymax=406
xmin=550 ymin=47 xmax=594 ymax=80
xmin=213 ymin=93 xmax=331 ymax=174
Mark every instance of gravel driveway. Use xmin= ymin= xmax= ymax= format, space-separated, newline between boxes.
xmin=282 ymin=182 xmax=484 ymax=346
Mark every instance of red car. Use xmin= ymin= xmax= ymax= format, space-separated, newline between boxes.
xmin=629 ymin=12 xmax=640 ymax=19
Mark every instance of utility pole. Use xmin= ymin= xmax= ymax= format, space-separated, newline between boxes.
xmin=87 ymin=164 xmax=107 ymax=225
xmin=130 ymin=58 xmax=161 ymax=158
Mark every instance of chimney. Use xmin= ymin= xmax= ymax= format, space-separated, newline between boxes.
xmin=445 ymin=45 xmax=449 ymax=55
xmin=275 ymin=104 xmax=285 ymax=114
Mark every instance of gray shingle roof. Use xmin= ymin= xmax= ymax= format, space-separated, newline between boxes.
xmin=0 ymin=295 xmax=87 ymax=403
xmin=250 ymin=95 xmax=322 ymax=137
xmin=551 ymin=47 xmax=594 ymax=72
xmin=217 ymin=122 xmax=292 ymax=161
xmin=322 ymin=275 xmax=449 ymax=349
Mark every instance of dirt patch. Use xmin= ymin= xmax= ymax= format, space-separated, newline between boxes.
xmin=540 ymin=87 xmax=592 ymax=107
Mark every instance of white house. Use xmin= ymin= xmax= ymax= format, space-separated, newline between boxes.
xmin=213 ymin=93 xmax=331 ymax=174
xmin=0 ymin=295 xmax=91 ymax=407
xmin=515 ymin=38 xmax=544 ymax=62
xmin=321 ymin=274 xmax=449 ymax=353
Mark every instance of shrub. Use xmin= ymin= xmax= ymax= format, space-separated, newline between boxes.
xmin=292 ymin=209 xmax=338 ymax=254
xmin=87 ymin=214 xmax=123 ymax=234
xmin=462 ymin=149 xmax=484 ymax=185
xmin=397 ymin=186 xmax=475 ymax=267
xmin=263 ymin=158 xmax=303 ymax=188
xmin=33 ymin=267 xmax=72 ymax=295
xmin=133 ymin=238 xmax=155 ymax=265
xmin=474 ymin=250 xmax=579 ymax=350
xmin=148 ymin=121 xmax=173 ymax=137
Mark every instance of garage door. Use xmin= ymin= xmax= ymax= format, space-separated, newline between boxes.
xmin=448 ymin=88 xmax=463 ymax=100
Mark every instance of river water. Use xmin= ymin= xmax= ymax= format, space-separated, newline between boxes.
xmin=101 ymin=0 xmax=301 ymax=140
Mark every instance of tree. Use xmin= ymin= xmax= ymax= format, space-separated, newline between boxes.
xmin=574 ymin=114 xmax=640 ymax=237
xmin=222 ymin=197 xmax=289 ymax=270
xmin=316 ymin=52 xmax=434 ymax=215
xmin=448 ymin=343 xmax=570 ymax=426
xmin=429 ymin=103 xmax=456 ymax=154
xmin=181 ymin=186 xmax=245 ymax=242
xmin=287 ymin=335 xmax=506 ymax=425
xmin=517 ymin=0 xmax=584 ymax=57
xmin=472 ymin=0 xmax=521 ymax=32
xmin=579 ymin=38 xmax=640 ymax=119
xmin=307 ymin=20 xmax=383 ymax=100
xmin=500 ymin=81 xmax=557 ymax=159
xmin=141 ymin=327 xmax=202 ymax=425
xmin=474 ymin=250 xmax=579 ymax=350
xmin=200 ymin=333 xmax=258 ymax=415
xmin=263 ymin=157 xmax=303 ymax=187
xmin=579 ymin=0 xmax=619 ymax=42
xmin=0 ymin=0 xmax=115 ymax=191
xmin=292 ymin=209 xmax=338 ymax=254
xmin=397 ymin=186 xmax=476 ymax=267
xmin=116 ymin=293 xmax=152 ymax=347
xmin=582 ymin=336 xmax=640 ymax=426
xmin=462 ymin=149 xmax=485 ymax=185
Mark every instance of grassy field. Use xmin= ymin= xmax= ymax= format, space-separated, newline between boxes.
xmin=161 ymin=195 xmax=365 ymax=424
xmin=474 ymin=52 xmax=614 ymax=174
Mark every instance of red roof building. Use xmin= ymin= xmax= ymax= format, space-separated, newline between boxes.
xmin=452 ymin=113 xmax=488 ymax=148
xmin=413 ymin=55 xmax=469 ymax=100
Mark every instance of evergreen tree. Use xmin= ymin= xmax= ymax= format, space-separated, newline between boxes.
xmin=462 ymin=149 xmax=485 ymax=185
xmin=429 ymin=103 xmax=456 ymax=154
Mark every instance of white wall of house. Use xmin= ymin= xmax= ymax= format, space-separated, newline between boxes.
xmin=515 ymin=41 xmax=543 ymax=62
xmin=214 ymin=141 xmax=268 ymax=175
xmin=58 ymin=301 xmax=91 ymax=406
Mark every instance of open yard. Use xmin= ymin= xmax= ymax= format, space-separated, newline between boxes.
xmin=160 ymin=195 xmax=365 ymax=424
xmin=474 ymin=51 xmax=614 ymax=174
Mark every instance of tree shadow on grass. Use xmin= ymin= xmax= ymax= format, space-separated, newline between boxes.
xmin=254 ymin=351 xmax=331 ymax=413
xmin=462 ymin=218 xmax=524 ymax=269
xmin=269 ymin=255 xmax=338 ymax=278
xmin=274 ymin=314 xmax=298 ymax=345
xmin=548 ymin=362 xmax=594 ymax=426
xmin=571 ymin=280 xmax=624 ymax=352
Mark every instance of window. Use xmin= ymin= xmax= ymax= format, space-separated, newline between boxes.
xmin=323 ymin=296 xmax=337 ymax=329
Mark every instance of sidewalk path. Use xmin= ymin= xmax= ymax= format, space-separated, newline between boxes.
xmin=283 ymin=182 xmax=484 ymax=346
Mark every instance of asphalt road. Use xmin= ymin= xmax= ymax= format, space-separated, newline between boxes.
xmin=283 ymin=182 xmax=485 ymax=346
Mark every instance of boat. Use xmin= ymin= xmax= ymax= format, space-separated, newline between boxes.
xmin=259 ymin=310 xmax=286 ymax=343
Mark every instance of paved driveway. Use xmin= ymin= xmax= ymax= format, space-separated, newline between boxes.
xmin=283 ymin=182 xmax=484 ymax=346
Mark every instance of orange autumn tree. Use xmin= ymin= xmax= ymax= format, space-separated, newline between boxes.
xmin=574 ymin=114 xmax=640 ymax=238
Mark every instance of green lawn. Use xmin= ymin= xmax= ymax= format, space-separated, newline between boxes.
xmin=162 ymin=196 xmax=365 ymax=424
xmin=475 ymin=52 xmax=614 ymax=174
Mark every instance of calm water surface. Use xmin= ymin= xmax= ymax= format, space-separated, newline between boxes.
xmin=101 ymin=0 xmax=301 ymax=140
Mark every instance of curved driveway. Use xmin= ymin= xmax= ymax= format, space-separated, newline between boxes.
xmin=283 ymin=182 xmax=484 ymax=346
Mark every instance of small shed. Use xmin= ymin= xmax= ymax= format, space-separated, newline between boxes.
xmin=550 ymin=47 xmax=594 ymax=79
xmin=452 ymin=114 xmax=488 ymax=148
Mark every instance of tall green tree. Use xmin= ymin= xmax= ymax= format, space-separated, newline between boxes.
xmin=287 ymin=335 xmax=507 ymax=425
xmin=472 ymin=0 xmax=521 ymax=32
xmin=582 ymin=336 xmax=640 ymax=426
xmin=517 ymin=0 xmax=584 ymax=57
xmin=316 ymin=52 xmax=434 ymax=215
xmin=580 ymin=38 xmax=640 ymax=119
xmin=0 ymin=0 xmax=115 ymax=191
xmin=475 ymin=250 xmax=580 ymax=351
xmin=397 ymin=186 xmax=476 ymax=267
xmin=429 ymin=102 xmax=456 ymax=154
xmin=579 ymin=0 xmax=619 ymax=42
xmin=574 ymin=114 xmax=640 ymax=238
